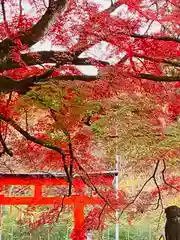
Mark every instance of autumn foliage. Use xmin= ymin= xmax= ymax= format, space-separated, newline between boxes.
xmin=0 ymin=0 xmax=180 ymax=235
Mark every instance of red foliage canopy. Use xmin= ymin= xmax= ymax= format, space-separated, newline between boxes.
xmin=0 ymin=0 xmax=180 ymax=232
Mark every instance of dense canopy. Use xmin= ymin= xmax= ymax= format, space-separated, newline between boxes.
xmin=0 ymin=0 xmax=180 ymax=235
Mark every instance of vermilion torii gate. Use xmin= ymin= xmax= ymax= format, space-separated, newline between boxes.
xmin=0 ymin=171 xmax=119 ymax=239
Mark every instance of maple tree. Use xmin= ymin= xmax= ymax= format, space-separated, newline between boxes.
xmin=0 ymin=0 xmax=180 ymax=237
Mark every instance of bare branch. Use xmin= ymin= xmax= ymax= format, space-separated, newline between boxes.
xmin=162 ymin=159 xmax=179 ymax=192
xmin=130 ymin=33 xmax=180 ymax=44
xmin=104 ymin=1 xmax=124 ymax=13
xmin=153 ymin=171 xmax=163 ymax=211
xmin=137 ymin=73 xmax=180 ymax=82
xmin=119 ymin=159 xmax=160 ymax=217
xmin=96 ymin=203 xmax=107 ymax=230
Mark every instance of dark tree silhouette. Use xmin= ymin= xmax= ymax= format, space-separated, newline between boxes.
xmin=165 ymin=206 xmax=180 ymax=240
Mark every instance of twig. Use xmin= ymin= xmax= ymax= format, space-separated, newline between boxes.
xmin=119 ymin=159 xmax=160 ymax=218
xmin=96 ymin=203 xmax=107 ymax=230
xmin=73 ymin=156 xmax=116 ymax=211
xmin=49 ymin=109 xmax=73 ymax=196
xmin=162 ymin=159 xmax=179 ymax=192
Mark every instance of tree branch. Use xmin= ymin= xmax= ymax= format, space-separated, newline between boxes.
xmin=104 ymin=1 xmax=124 ymax=13
xmin=0 ymin=0 xmax=67 ymax=59
xmin=0 ymin=113 xmax=65 ymax=156
xmin=137 ymin=73 xmax=180 ymax=82
xmin=1 ymin=70 xmax=180 ymax=94
xmin=0 ymin=76 xmax=20 ymax=93
xmin=0 ymin=69 xmax=54 ymax=94
xmin=119 ymin=159 xmax=161 ymax=217
xmin=134 ymin=54 xmax=180 ymax=68
xmin=130 ymin=33 xmax=180 ymax=44
xmin=50 ymin=109 xmax=73 ymax=196
xmin=0 ymin=113 xmax=75 ymax=187
xmin=52 ymin=73 xmax=180 ymax=83
xmin=0 ymin=51 xmax=109 ymax=71
xmin=162 ymin=159 xmax=179 ymax=192
xmin=40 ymin=74 xmax=98 ymax=82
xmin=0 ymin=73 xmax=99 ymax=94
xmin=0 ymin=132 xmax=13 ymax=156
